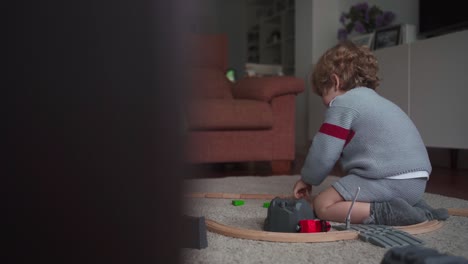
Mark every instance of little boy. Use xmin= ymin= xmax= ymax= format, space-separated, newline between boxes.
xmin=293 ymin=41 xmax=447 ymax=225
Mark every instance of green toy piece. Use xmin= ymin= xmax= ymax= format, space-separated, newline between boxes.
xmin=225 ymin=69 xmax=236 ymax=82
xmin=263 ymin=202 xmax=270 ymax=208
xmin=232 ymin=200 xmax=245 ymax=206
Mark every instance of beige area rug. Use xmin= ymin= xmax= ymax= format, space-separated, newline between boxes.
xmin=182 ymin=175 xmax=468 ymax=264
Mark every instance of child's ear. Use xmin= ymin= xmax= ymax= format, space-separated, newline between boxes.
xmin=331 ymin=74 xmax=341 ymax=91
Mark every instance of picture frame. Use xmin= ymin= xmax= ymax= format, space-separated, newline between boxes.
xmin=373 ymin=25 xmax=401 ymax=50
xmin=350 ymin=33 xmax=375 ymax=49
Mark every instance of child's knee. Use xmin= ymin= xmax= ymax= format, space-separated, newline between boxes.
xmin=312 ymin=187 xmax=343 ymax=219
xmin=313 ymin=198 xmax=329 ymax=219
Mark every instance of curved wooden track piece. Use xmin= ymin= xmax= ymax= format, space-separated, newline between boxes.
xmin=206 ymin=219 xmax=359 ymax=243
xmin=447 ymin=208 xmax=468 ymax=217
xmin=206 ymin=219 xmax=443 ymax=243
xmin=395 ymin=220 xmax=444 ymax=235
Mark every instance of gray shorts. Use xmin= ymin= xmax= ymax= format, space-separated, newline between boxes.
xmin=332 ymin=174 xmax=427 ymax=206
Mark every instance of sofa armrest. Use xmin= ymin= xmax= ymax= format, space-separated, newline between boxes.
xmin=232 ymin=76 xmax=305 ymax=102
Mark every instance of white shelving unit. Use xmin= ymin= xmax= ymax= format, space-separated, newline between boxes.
xmin=374 ymin=30 xmax=468 ymax=149
xmin=246 ymin=0 xmax=295 ymax=75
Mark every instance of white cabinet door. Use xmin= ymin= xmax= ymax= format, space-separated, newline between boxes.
xmin=410 ymin=30 xmax=468 ymax=149
xmin=374 ymin=44 xmax=410 ymax=114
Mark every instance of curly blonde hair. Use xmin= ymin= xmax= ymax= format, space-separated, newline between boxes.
xmin=311 ymin=40 xmax=380 ymax=96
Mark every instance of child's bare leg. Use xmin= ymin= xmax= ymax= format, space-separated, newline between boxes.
xmin=313 ymin=187 xmax=370 ymax=224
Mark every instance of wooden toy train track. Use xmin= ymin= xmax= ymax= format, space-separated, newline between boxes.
xmin=186 ymin=192 xmax=468 ymax=243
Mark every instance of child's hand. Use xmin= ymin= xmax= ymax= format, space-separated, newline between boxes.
xmin=293 ymin=179 xmax=312 ymax=199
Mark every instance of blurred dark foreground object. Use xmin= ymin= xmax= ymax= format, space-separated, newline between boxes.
xmin=381 ymin=245 xmax=468 ymax=264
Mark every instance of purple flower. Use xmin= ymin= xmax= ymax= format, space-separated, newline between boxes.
xmin=339 ymin=3 xmax=396 ymax=36
xmin=340 ymin=12 xmax=347 ymax=25
xmin=375 ymin=14 xmax=384 ymax=28
xmin=353 ymin=2 xmax=368 ymax=11
xmin=354 ymin=21 xmax=366 ymax=33
xmin=365 ymin=9 xmax=370 ymax=23
xmin=338 ymin=28 xmax=348 ymax=41
xmin=383 ymin=11 xmax=396 ymax=25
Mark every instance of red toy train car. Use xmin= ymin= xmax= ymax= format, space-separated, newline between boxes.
xmin=296 ymin=219 xmax=331 ymax=233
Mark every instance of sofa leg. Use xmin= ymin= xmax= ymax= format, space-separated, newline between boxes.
xmin=271 ymin=160 xmax=292 ymax=175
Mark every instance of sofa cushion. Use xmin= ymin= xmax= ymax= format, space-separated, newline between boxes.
xmin=232 ymin=76 xmax=305 ymax=102
xmin=186 ymin=99 xmax=273 ymax=130
xmin=191 ymin=68 xmax=233 ymax=99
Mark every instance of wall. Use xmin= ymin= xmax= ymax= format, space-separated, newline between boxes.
xmin=188 ymin=0 xmax=219 ymax=35
xmin=295 ymin=0 xmax=341 ymax=154
xmin=215 ymin=1 xmax=247 ymax=76
xmin=294 ymin=0 xmax=313 ymax=155
xmin=194 ymin=0 xmax=247 ymax=76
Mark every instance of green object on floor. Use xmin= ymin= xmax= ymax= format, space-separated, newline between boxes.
xmin=263 ymin=202 xmax=270 ymax=208
xmin=232 ymin=200 xmax=244 ymax=206
xmin=226 ymin=68 xmax=236 ymax=82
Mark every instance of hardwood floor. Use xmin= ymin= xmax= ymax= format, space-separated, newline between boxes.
xmin=187 ymin=154 xmax=468 ymax=200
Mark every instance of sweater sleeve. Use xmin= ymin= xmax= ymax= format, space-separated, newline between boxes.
xmin=301 ymin=106 xmax=360 ymax=186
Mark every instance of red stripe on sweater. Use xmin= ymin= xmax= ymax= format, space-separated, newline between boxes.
xmin=345 ymin=130 xmax=355 ymax=146
xmin=319 ymin=123 xmax=350 ymax=141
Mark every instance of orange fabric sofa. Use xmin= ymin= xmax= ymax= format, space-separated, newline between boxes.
xmin=186 ymin=34 xmax=304 ymax=174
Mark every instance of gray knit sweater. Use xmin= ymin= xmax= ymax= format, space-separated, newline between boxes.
xmin=301 ymin=87 xmax=432 ymax=186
